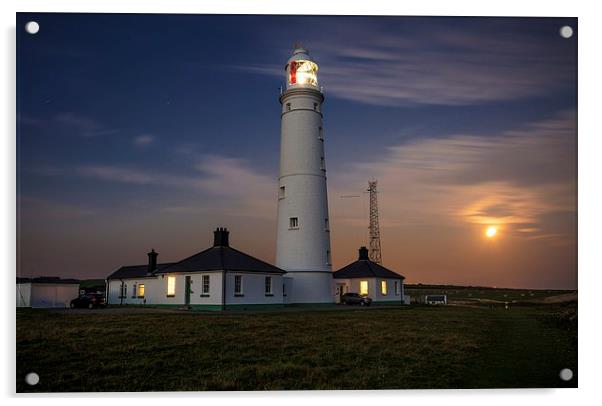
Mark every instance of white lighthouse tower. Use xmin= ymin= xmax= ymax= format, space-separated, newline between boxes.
xmin=276 ymin=46 xmax=334 ymax=304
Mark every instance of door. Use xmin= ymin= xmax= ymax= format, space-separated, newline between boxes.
xmin=185 ymin=276 xmax=191 ymax=306
xmin=336 ymin=284 xmax=345 ymax=303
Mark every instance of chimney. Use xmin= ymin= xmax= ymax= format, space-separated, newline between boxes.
xmin=147 ymin=249 xmax=158 ymax=274
xmin=213 ymin=227 xmax=230 ymax=247
xmin=358 ymin=246 xmax=369 ymax=261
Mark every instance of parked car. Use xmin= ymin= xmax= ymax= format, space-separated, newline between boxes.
xmin=70 ymin=293 xmax=106 ymax=309
xmin=341 ymin=292 xmax=372 ymax=306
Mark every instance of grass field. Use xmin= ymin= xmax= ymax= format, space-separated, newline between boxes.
xmin=16 ymin=300 xmax=577 ymax=392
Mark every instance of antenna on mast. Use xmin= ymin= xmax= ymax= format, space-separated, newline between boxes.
xmin=367 ymin=180 xmax=382 ymax=264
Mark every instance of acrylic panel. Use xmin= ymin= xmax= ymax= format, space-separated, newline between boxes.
xmin=16 ymin=13 xmax=577 ymax=392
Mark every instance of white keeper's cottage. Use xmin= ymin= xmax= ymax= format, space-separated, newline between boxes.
xmin=107 ymin=228 xmax=286 ymax=310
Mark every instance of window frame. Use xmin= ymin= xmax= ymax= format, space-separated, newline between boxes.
xmin=234 ymin=275 xmax=244 ymax=296
xmin=279 ymin=186 xmax=286 ymax=199
xmin=138 ymin=283 xmax=145 ymax=298
xmin=289 ymin=217 xmax=299 ymax=229
xmin=265 ymin=276 xmax=273 ymax=296
xmin=166 ymin=276 xmax=176 ymax=297
xmin=360 ymin=280 xmax=369 ymax=296
xmin=199 ymin=274 xmax=210 ymax=296
xmin=381 ymin=280 xmax=388 ymax=296
xmin=394 ymin=281 xmax=399 ymax=295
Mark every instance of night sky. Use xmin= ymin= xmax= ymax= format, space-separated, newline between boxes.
xmin=17 ymin=14 xmax=577 ymax=289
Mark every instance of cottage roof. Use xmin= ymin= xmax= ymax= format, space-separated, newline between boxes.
xmin=155 ymin=245 xmax=285 ymax=275
xmin=16 ymin=276 xmax=80 ymax=285
xmin=333 ymin=247 xmax=404 ymax=280
xmin=107 ymin=263 xmax=174 ymax=280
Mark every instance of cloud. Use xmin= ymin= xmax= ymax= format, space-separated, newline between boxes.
xmin=133 ymin=134 xmax=156 ymax=147
xmin=330 ymin=110 xmax=576 ymax=242
xmin=77 ymin=155 xmax=276 ymax=219
xmin=19 ymin=196 xmax=98 ymax=222
xmin=248 ymin=19 xmax=575 ymax=106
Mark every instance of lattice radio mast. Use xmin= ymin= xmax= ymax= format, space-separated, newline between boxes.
xmin=368 ymin=180 xmax=382 ymax=264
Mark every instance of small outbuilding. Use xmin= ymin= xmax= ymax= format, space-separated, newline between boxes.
xmin=333 ymin=246 xmax=406 ymax=305
xmin=16 ymin=277 xmax=80 ymax=308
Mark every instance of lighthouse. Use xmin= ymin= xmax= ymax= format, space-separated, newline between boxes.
xmin=276 ymin=46 xmax=334 ymax=304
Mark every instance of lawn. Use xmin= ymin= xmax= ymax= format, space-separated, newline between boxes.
xmin=16 ymin=303 xmax=577 ymax=392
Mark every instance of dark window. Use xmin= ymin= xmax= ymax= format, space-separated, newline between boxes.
xmin=286 ymin=103 xmax=291 ymax=112
xmin=234 ymin=275 xmax=243 ymax=295
xmin=290 ymin=217 xmax=299 ymax=229
xmin=202 ymin=275 xmax=210 ymax=295
xmin=279 ymin=186 xmax=285 ymax=199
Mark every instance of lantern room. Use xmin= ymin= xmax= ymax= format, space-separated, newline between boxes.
xmin=285 ymin=47 xmax=319 ymax=89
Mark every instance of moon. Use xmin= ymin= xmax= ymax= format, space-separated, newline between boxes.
xmin=486 ymin=226 xmax=497 ymax=238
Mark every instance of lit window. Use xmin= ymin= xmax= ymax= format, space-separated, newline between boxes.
xmin=381 ymin=280 xmax=388 ymax=295
xmin=234 ymin=275 xmax=243 ymax=295
xmin=279 ymin=186 xmax=285 ymax=199
xmin=265 ymin=276 xmax=272 ymax=295
xmin=202 ymin=275 xmax=210 ymax=295
xmin=289 ymin=60 xmax=318 ymax=87
xmin=138 ymin=284 xmax=145 ymax=298
xmin=360 ymin=281 xmax=368 ymax=296
xmin=167 ymin=276 xmax=176 ymax=297
xmin=289 ymin=217 xmax=299 ymax=229
xmin=394 ymin=281 xmax=399 ymax=295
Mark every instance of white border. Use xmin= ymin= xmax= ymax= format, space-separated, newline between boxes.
xmin=3 ymin=0 xmax=601 ymax=405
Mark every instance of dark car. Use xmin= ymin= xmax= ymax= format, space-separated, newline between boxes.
xmin=341 ymin=292 xmax=372 ymax=306
xmin=70 ymin=293 xmax=106 ymax=309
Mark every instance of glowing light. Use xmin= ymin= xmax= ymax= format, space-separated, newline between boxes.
xmin=167 ymin=276 xmax=176 ymax=296
xmin=289 ymin=60 xmax=318 ymax=87
xmin=360 ymin=280 xmax=368 ymax=296
xmin=486 ymin=226 xmax=497 ymax=238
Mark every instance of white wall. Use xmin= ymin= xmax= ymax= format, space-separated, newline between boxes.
xmin=108 ymin=271 xmax=285 ymax=307
xmin=225 ymin=272 xmax=284 ymax=306
xmin=16 ymin=283 xmax=31 ymax=307
xmin=24 ymin=284 xmax=80 ymax=308
xmin=336 ymin=278 xmax=404 ymax=303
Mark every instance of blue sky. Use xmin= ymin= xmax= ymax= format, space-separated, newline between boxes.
xmin=17 ymin=14 xmax=577 ymax=289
